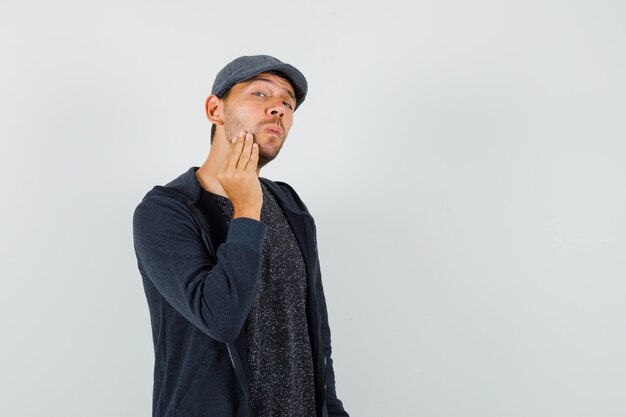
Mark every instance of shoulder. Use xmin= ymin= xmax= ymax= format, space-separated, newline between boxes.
xmin=133 ymin=186 xmax=198 ymax=234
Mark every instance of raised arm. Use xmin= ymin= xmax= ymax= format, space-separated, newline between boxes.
xmin=133 ymin=130 xmax=266 ymax=342
xmin=133 ymin=197 xmax=266 ymax=342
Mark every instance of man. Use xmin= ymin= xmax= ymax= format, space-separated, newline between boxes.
xmin=132 ymin=55 xmax=350 ymax=417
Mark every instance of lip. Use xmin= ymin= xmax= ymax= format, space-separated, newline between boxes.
xmin=263 ymin=126 xmax=282 ymax=135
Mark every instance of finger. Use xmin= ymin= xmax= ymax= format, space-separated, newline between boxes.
xmin=227 ymin=131 xmax=246 ymax=171
xmin=237 ymin=132 xmax=254 ymax=171
xmin=245 ymin=142 xmax=259 ymax=172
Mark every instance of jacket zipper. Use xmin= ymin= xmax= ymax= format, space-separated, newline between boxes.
xmin=226 ymin=342 xmax=251 ymax=404
xmin=226 ymin=343 xmax=237 ymax=372
xmin=311 ymin=229 xmax=327 ymax=413
xmin=324 ymin=356 xmax=327 ymax=391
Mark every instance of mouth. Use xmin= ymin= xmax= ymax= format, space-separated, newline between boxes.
xmin=263 ymin=126 xmax=282 ymax=136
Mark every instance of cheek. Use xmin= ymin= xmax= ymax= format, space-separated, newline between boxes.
xmin=284 ymin=116 xmax=294 ymax=133
xmin=225 ymin=107 xmax=251 ymax=128
xmin=282 ymin=110 xmax=294 ymax=124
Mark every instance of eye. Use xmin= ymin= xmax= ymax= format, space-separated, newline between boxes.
xmin=253 ymin=91 xmax=266 ymax=97
xmin=284 ymin=101 xmax=293 ymax=110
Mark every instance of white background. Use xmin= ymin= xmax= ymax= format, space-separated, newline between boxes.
xmin=1 ymin=1 xmax=625 ymax=416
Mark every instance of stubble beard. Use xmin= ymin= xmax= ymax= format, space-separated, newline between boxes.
xmin=223 ymin=108 xmax=286 ymax=169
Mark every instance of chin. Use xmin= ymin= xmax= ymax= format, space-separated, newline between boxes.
xmin=259 ymin=132 xmax=282 ymax=141
xmin=259 ymin=148 xmax=279 ymax=161
xmin=256 ymin=135 xmax=283 ymax=150
xmin=257 ymin=145 xmax=281 ymax=164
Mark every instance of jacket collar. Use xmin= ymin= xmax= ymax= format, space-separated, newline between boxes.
xmin=161 ymin=166 xmax=203 ymax=205
xmin=162 ymin=166 xmax=311 ymax=217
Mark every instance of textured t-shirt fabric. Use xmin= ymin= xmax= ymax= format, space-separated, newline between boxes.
xmin=205 ymin=181 xmax=317 ymax=417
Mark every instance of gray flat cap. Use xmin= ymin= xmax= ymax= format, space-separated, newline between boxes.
xmin=210 ymin=55 xmax=308 ymax=111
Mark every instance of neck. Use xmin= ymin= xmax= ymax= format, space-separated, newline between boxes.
xmin=194 ymin=132 xmax=262 ymax=198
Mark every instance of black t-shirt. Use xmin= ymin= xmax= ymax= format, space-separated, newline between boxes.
xmin=206 ymin=181 xmax=316 ymax=417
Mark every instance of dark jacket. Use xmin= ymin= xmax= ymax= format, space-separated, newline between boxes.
xmin=132 ymin=166 xmax=349 ymax=417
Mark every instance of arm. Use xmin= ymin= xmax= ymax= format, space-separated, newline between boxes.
xmin=133 ymin=131 xmax=265 ymax=342
xmin=132 ymin=194 xmax=266 ymax=343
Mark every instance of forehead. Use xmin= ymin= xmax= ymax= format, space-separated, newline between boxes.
xmin=245 ymin=72 xmax=295 ymax=97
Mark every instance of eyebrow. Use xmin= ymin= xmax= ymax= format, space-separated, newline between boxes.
xmin=247 ymin=77 xmax=296 ymax=103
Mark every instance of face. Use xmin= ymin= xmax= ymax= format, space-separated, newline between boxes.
xmin=220 ymin=72 xmax=296 ymax=168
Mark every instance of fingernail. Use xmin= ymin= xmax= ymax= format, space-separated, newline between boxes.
xmin=246 ymin=133 xmax=252 ymax=140
xmin=239 ymin=130 xmax=245 ymax=136
xmin=232 ymin=137 xmax=237 ymax=143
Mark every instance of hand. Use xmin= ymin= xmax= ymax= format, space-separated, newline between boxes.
xmin=217 ymin=130 xmax=262 ymax=220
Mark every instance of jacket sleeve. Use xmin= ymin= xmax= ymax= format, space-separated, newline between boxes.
xmin=314 ymin=234 xmax=350 ymax=417
xmin=132 ymin=194 xmax=267 ymax=343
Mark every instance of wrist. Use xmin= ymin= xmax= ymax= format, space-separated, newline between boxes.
xmin=233 ymin=208 xmax=261 ymax=221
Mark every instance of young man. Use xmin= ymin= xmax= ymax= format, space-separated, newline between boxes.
xmin=132 ymin=55 xmax=350 ymax=417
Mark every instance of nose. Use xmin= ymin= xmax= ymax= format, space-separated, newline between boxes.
xmin=267 ymin=99 xmax=285 ymax=118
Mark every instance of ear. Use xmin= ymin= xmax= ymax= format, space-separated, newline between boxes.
xmin=205 ymin=95 xmax=224 ymax=125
